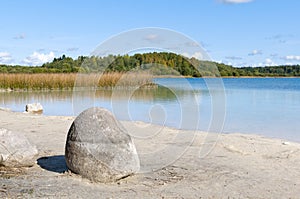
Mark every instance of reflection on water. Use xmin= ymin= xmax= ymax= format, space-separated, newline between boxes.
xmin=0 ymin=86 xmax=206 ymax=122
xmin=1 ymin=78 xmax=300 ymax=142
xmin=0 ymin=90 xmax=75 ymax=115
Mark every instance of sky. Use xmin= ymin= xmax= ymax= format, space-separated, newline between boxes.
xmin=0 ymin=0 xmax=300 ymax=67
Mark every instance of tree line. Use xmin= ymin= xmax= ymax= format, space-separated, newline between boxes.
xmin=0 ymin=52 xmax=300 ymax=77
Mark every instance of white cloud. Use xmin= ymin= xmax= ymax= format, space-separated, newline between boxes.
xmin=285 ymin=62 xmax=294 ymax=66
xmin=143 ymin=34 xmax=164 ymax=44
xmin=265 ymin=58 xmax=272 ymax=64
xmin=191 ymin=52 xmax=204 ymax=60
xmin=145 ymin=34 xmax=157 ymax=40
xmin=249 ymin=58 xmax=276 ymax=67
xmin=219 ymin=0 xmax=253 ymax=4
xmin=0 ymin=52 xmax=13 ymax=64
xmin=226 ymin=61 xmax=233 ymax=66
xmin=248 ymin=49 xmax=262 ymax=56
xmin=264 ymin=58 xmax=275 ymax=66
xmin=182 ymin=51 xmax=204 ymax=60
xmin=283 ymin=55 xmax=300 ymax=61
xmin=144 ymin=34 xmax=159 ymax=41
xmin=23 ymin=51 xmax=55 ymax=66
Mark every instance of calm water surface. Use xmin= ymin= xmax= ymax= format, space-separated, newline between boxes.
xmin=1 ymin=78 xmax=300 ymax=142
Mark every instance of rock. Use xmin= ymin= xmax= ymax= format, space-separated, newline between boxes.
xmin=65 ymin=107 xmax=140 ymax=183
xmin=0 ymin=107 xmax=11 ymax=111
xmin=0 ymin=128 xmax=38 ymax=167
xmin=25 ymin=103 xmax=43 ymax=114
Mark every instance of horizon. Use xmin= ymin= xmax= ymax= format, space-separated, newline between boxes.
xmin=1 ymin=0 xmax=300 ymax=67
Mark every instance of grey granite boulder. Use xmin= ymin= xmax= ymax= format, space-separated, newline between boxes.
xmin=0 ymin=128 xmax=38 ymax=167
xmin=65 ymin=107 xmax=140 ymax=183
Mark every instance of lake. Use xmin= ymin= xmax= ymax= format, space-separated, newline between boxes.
xmin=1 ymin=78 xmax=300 ymax=142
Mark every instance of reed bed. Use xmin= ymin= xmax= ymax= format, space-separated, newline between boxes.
xmin=0 ymin=72 xmax=154 ymax=90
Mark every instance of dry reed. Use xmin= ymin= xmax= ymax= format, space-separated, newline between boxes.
xmin=0 ymin=72 xmax=154 ymax=90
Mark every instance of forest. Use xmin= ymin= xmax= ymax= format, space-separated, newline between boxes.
xmin=0 ymin=52 xmax=300 ymax=77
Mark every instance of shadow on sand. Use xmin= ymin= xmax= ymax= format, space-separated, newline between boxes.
xmin=37 ymin=155 xmax=68 ymax=173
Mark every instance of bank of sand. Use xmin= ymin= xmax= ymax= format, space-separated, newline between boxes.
xmin=0 ymin=109 xmax=300 ymax=198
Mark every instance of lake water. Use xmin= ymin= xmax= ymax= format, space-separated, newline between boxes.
xmin=1 ymin=78 xmax=300 ymax=142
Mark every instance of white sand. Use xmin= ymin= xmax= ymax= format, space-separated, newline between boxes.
xmin=1 ymin=109 xmax=300 ymax=198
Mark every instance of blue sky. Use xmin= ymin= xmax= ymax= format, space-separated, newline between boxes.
xmin=0 ymin=0 xmax=299 ymax=67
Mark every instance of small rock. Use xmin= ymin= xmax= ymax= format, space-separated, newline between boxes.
xmin=65 ymin=107 xmax=140 ymax=183
xmin=0 ymin=128 xmax=38 ymax=167
xmin=282 ymin=141 xmax=290 ymax=145
xmin=25 ymin=103 xmax=43 ymax=114
xmin=0 ymin=107 xmax=11 ymax=111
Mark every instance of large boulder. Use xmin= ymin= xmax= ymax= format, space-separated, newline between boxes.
xmin=65 ymin=107 xmax=140 ymax=183
xmin=0 ymin=128 xmax=38 ymax=167
xmin=25 ymin=103 xmax=43 ymax=114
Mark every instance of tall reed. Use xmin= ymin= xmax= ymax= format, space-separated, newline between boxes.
xmin=0 ymin=72 xmax=154 ymax=90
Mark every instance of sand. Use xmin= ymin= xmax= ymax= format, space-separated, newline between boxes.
xmin=0 ymin=109 xmax=300 ymax=198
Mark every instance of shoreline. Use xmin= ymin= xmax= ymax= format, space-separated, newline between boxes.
xmin=1 ymin=76 xmax=300 ymax=92
xmin=3 ymin=107 xmax=299 ymax=144
xmin=1 ymin=107 xmax=299 ymax=144
xmin=1 ymin=109 xmax=300 ymax=197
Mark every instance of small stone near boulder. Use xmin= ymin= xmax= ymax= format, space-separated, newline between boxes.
xmin=0 ymin=128 xmax=38 ymax=167
xmin=0 ymin=107 xmax=11 ymax=111
xmin=25 ymin=103 xmax=43 ymax=114
xmin=65 ymin=107 xmax=140 ymax=183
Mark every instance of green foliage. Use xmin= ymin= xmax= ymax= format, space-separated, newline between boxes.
xmin=235 ymin=65 xmax=300 ymax=77
xmin=0 ymin=53 xmax=300 ymax=77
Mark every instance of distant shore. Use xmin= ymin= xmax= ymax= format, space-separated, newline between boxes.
xmin=1 ymin=109 xmax=300 ymax=198
xmin=154 ymin=75 xmax=300 ymax=78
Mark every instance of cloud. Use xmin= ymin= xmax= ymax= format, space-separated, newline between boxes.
xmin=185 ymin=41 xmax=199 ymax=47
xmin=37 ymin=48 xmax=46 ymax=52
xmin=248 ymin=49 xmax=262 ymax=56
xmin=13 ymin=33 xmax=26 ymax=40
xmin=219 ymin=0 xmax=254 ymax=4
xmin=270 ymin=53 xmax=278 ymax=57
xmin=278 ymin=40 xmax=286 ymax=44
xmin=144 ymin=34 xmax=158 ymax=41
xmin=266 ymin=34 xmax=282 ymax=40
xmin=67 ymin=47 xmax=79 ymax=52
xmin=237 ymin=62 xmax=248 ymax=67
xmin=249 ymin=58 xmax=276 ymax=67
xmin=266 ymin=34 xmax=293 ymax=40
xmin=282 ymin=55 xmax=300 ymax=61
xmin=225 ymin=56 xmax=243 ymax=60
xmin=264 ymin=58 xmax=275 ymax=66
xmin=200 ymin=41 xmax=210 ymax=48
xmin=265 ymin=34 xmax=293 ymax=44
xmin=285 ymin=62 xmax=294 ymax=66
xmin=23 ymin=51 xmax=55 ymax=66
xmin=143 ymin=34 xmax=163 ymax=43
xmin=182 ymin=51 xmax=204 ymax=60
xmin=0 ymin=52 xmax=13 ymax=64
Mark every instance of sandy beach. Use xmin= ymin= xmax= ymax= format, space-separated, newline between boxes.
xmin=1 ymin=109 xmax=300 ymax=198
